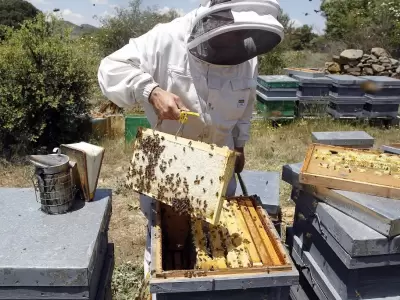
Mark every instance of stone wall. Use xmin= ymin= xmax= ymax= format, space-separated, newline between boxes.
xmin=325 ymin=48 xmax=400 ymax=78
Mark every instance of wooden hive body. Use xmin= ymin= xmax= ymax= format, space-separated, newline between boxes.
xmin=300 ymin=143 xmax=400 ymax=199
xmin=150 ymin=197 xmax=295 ymax=282
xmin=126 ymin=128 xmax=236 ymax=224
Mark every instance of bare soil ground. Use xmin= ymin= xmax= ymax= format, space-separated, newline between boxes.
xmin=1 ymin=118 xmax=399 ymax=299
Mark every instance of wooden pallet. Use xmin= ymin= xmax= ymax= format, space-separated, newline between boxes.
xmin=152 ymin=197 xmax=293 ymax=279
xmin=126 ymin=128 xmax=236 ymax=225
xmin=300 ymin=143 xmax=400 ymax=199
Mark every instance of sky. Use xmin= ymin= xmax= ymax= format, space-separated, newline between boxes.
xmin=27 ymin=0 xmax=326 ymax=34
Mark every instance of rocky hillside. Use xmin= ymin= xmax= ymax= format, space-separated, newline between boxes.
xmin=61 ymin=20 xmax=99 ymax=38
xmin=325 ymin=48 xmax=400 ymax=78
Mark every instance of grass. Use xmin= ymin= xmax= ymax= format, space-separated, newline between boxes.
xmin=1 ymin=118 xmax=399 ymax=299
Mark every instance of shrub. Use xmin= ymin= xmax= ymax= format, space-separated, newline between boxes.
xmin=0 ymin=14 xmax=99 ymax=157
xmin=258 ymin=45 xmax=286 ymax=75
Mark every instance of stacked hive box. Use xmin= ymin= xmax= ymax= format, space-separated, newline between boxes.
xmin=0 ymin=188 xmax=114 ymax=300
xmin=149 ymin=198 xmax=299 ymax=300
xmin=359 ymin=76 xmax=400 ymax=119
xmin=293 ymin=75 xmax=332 ymax=117
xmin=256 ymin=75 xmax=299 ymax=120
xmin=283 ymin=163 xmax=400 ymax=300
xmin=325 ymin=75 xmax=367 ymax=119
xmin=282 ymin=133 xmax=400 ymax=300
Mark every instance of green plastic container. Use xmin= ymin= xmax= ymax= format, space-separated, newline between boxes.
xmin=256 ymin=97 xmax=296 ymax=118
xmin=257 ymin=75 xmax=299 ymax=89
xmin=125 ymin=115 xmax=151 ymax=144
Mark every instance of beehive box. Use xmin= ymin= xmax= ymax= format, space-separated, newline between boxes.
xmin=300 ymin=143 xmax=400 ymax=199
xmin=126 ymin=128 xmax=236 ymax=225
xmin=149 ymin=197 xmax=298 ymax=298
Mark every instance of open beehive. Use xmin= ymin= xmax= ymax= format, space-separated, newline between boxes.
xmin=300 ymin=143 xmax=400 ymax=199
xmin=126 ymin=128 xmax=236 ymax=225
xmin=150 ymin=196 xmax=294 ymax=280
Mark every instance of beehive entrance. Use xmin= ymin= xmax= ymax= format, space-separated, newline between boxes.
xmin=155 ymin=197 xmax=294 ymax=278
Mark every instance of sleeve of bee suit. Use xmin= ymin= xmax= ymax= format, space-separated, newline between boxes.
xmin=97 ymin=25 xmax=163 ymax=108
xmin=233 ymin=64 xmax=258 ymax=148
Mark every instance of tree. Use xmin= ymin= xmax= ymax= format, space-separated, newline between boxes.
xmin=289 ymin=25 xmax=318 ymax=51
xmin=0 ymin=14 xmax=99 ymax=156
xmin=0 ymin=0 xmax=39 ymax=28
xmin=95 ymin=0 xmax=180 ymax=56
xmin=320 ymin=0 xmax=400 ymax=53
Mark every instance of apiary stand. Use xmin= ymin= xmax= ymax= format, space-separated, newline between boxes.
xmin=149 ymin=200 xmax=299 ymax=300
xmin=0 ymin=188 xmax=113 ymax=300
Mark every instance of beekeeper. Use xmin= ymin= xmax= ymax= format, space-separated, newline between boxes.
xmin=98 ymin=0 xmax=283 ymax=280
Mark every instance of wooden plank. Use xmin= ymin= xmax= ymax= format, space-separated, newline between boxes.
xmin=243 ymin=200 xmax=282 ymax=266
xmin=255 ymin=204 xmax=289 ymax=265
xmin=300 ymin=143 xmax=400 ymax=200
xmin=219 ymin=201 xmax=251 ymax=268
xmin=154 ymin=264 xmax=293 ymax=278
xmin=238 ymin=200 xmax=272 ymax=265
xmin=154 ymin=202 xmax=163 ymax=275
xmin=219 ymin=203 xmax=240 ymax=268
xmin=126 ymin=128 xmax=236 ymax=225
xmin=230 ymin=200 xmax=262 ymax=266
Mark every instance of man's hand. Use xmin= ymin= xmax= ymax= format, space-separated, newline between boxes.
xmin=235 ymin=147 xmax=245 ymax=173
xmin=149 ymin=87 xmax=189 ymax=120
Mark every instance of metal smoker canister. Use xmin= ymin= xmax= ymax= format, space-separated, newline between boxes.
xmin=29 ymin=148 xmax=76 ymax=215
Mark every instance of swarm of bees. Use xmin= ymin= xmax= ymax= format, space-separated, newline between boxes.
xmin=313 ymin=148 xmax=400 ymax=178
xmin=126 ymin=131 xmax=231 ymax=219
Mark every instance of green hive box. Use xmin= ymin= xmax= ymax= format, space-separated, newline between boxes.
xmin=256 ymin=95 xmax=296 ymax=119
xmin=125 ymin=115 xmax=151 ymax=145
xmin=257 ymin=75 xmax=299 ymax=89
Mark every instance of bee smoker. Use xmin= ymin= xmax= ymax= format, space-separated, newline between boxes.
xmin=29 ymin=148 xmax=77 ymax=215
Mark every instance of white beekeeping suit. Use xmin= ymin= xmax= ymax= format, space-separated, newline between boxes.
xmin=98 ymin=0 xmax=283 ymax=296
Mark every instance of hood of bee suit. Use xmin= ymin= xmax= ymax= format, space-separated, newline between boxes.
xmin=187 ymin=0 xmax=284 ymax=66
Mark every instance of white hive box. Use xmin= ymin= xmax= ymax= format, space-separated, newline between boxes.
xmin=126 ymin=128 xmax=236 ymax=225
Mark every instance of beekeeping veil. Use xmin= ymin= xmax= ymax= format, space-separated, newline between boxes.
xmin=187 ymin=0 xmax=284 ymax=66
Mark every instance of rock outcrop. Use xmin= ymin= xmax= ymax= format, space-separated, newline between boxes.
xmin=324 ymin=48 xmax=400 ymax=78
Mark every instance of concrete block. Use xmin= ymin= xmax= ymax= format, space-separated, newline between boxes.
xmin=0 ymin=188 xmax=112 ymax=299
xmin=293 ymin=224 xmax=400 ymax=300
xmin=235 ymin=170 xmax=280 ymax=215
xmin=311 ymin=131 xmax=374 ymax=147
xmin=282 ymin=162 xmax=400 ymax=237
xmin=292 ymin=189 xmax=400 ymax=258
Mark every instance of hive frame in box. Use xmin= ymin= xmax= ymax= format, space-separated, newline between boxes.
xmin=126 ymin=128 xmax=236 ymax=225
xmin=149 ymin=198 xmax=298 ymax=294
xmin=300 ymin=143 xmax=400 ymax=199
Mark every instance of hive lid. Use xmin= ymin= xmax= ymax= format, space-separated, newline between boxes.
xmin=326 ymin=74 xmax=366 ymax=85
xmin=257 ymin=75 xmax=299 ymax=89
xmin=0 ymin=188 xmax=112 ymax=287
xmin=256 ymin=90 xmax=298 ymax=102
xmin=360 ymin=76 xmax=400 ymax=87
xmin=293 ymin=74 xmax=333 ymax=84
